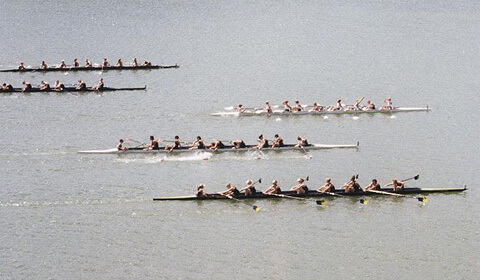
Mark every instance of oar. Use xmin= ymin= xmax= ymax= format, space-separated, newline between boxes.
xmin=384 ymin=174 xmax=420 ymax=187
xmin=367 ymin=189 xmax=427 ymax=203
xmin=320 ymin=191 xmax=368 ymax=204
xmin=267 ymin=193 xmax=307 ymax=200
xmin=124 ymin=137 xmax=146 ymax=147
xmin=298 ymin=145 xmax=312 ymax=159
xmin=219 ymin=194 xmax=261 ymax=211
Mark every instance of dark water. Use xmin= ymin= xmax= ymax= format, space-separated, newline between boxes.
xmin=1 ymin=1 xmax=479 ymax=279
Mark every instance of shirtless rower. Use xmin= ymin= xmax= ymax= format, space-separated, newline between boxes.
xmin=92 ymin=78 xmax=104 ymax=90
xmin=18 ymin=62 xmax=26 ymax=70
xmin=381 ymin=98 xmax=393 ymax=110
xmin=58 ymin=60 xmax=66 ymax=69
xmin=231 ymin=139 xmax=246 ymax=149
xmin=103 ymin=58 xmax=110 ymax=67
xmin=115 ymin=59 xmax=123 ymax=67
xmin=391 ymin=179 xmax=405 ymax=191
xmin=189 ymin=136 xmax=206 ymax=150
xmin=53 ymin=80 xmax=65 ymax=91
xmin=271 ymin=134 xmax=284 ymax=148
xmin=365 ymin=179 xmax=381 ymax=191
xmin=117 ymin=139 xmax=128 ymax=151
xmin=294 ymin=100 xmax=304 ymax=112
xmin=294 ymin=136 xmax=309 ymax=148
xmin=282 ymin=100 xmax=292 ymax=112
xmin=209 ymin=140 xmax=225 ymax=151
xmin=240 ymin=179 xmax=257 ymax=196
xmin=164 ymin=135 xmax=182 ymax=151
xmin=332 ymin=99 xmax=343 ymax=111
xmin=219 ymin=182 xmax=240 ymax=197
xmin=364 ymin=100 xmax=376 ymax=110
xmin=40 ymin=60 xmax=47 ymax=69
xmin=40 ymin=81 xmax=50 ymax=91
xmin=318 ymin=178 xmax=335 ymax=193
xmin=144 ymin=61 xmax=152 ymax=66
xmin=22 ymin=81 xmax=32 ymax=91
xmin=264 ymin=101 xmax=273 ymax=114
xmin=309 ymin=102 xmax=323 ymax=112
xmin=353 ymin=98 xmax=364 ymax=110
xmin=257 ymin=134 xmax=269 ymax=149
xmin=235 ymin=104 xmax=247 ymax=113
xmin=196 ymin=185 xmax=208 ymax=197
xmin=73 ymin=58 xmax=80 ymax=67
xmin=85 ymin=59 xmax=93 ymax=67
xmin=291 ymin=178 xmax=308 ymax=195
xmin=2 ymin=83 xmax=13 ymax=91
xmin=75 ymin=80 xmax=87 ymax=90
xmin=263 ymin=180 xmax=281 ymax=194
xmin=147 ymin=135 xmax=160 ymax=150
xmin=342 ymin=175 xmax=362 ymax=193
xmin=132 ymin=58 xmax=139 ymax=67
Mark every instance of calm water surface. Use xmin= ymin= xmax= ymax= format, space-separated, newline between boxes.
xmin=1 ymin=1 xmax=479 ymax=279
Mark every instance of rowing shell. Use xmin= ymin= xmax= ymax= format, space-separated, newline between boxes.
xmin=210 ymin=107 xmax=430 ymax=117
xmin=153 ymin=187 xmax=467 ymax=201
xmin=0 ymin=64 xmax=179 ymax=73
xmin=1 ymin=86 xmax=146 ymax=93
xmin=78 ymin=143 xmax=360 ymax=154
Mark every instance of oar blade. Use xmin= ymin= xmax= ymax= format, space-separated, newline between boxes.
xmin=414 ymin=174 xmax=420 ymax=180
xmin=253 ymin=205 xmax=261 ymax=211
xmin=359 ymin=198 xmax=368 ymax=205
xmin=316 ymin=199 xmax=325 ymax=206
xmin=417 ymin=197 xmax=427 ymax=203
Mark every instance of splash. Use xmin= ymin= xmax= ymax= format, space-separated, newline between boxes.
xmin=275 ymin=117 xmax=282 ymax=121
xmin=389 ymin=115 xmax=397 ymax=119
xmin=352 ymin=116 xmax=360 ymax=120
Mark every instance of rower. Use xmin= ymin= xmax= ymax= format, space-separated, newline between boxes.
xmin=271 ymin=134 xmax=284 ymax=148
xmin=132 ymin=58 xmax=139 ymax=67
xmin=143 ymin=61 xmax=152 ymax=66
xmin=196 ymin=184 xmax=208 ymax=197
xmin=294 ymin=136 xmax=309 ymax=148
xmin=381 ymin=98 xmax=393 ymax=110
xmin=263 ymin=180 xmax=281 ymax=194
xmin=294 ymin=100 xmax=304 ymax=112
xmin=58 ymin=60 xmax=66 ymax=69
xmin=53 ymin=80 xmax=65 ymax=91
xmin=147 ymin=135 xmax=160 ymax=150
xmin=309 ymin=102 xmax=323 ymax=112
xmin=334 ymin=99 xmax=343 ymax=111
xmin=209 ymin=140 xmax=225 ymax=151
xmin=92 ymin=78 xmax=104 ymax=90
xmin=219 ymin=182 xmax=240 ymax=197
xmin=353 ymin=98 xmax=364 ymax=110
xmin=103 ymin=58 xmax=110 ymax=67
xmin=342 ymin=175 xmax=362 ymax=193
xmin=40 ymin=60 xmax=47 ymax=69
xmin=364 ymin=100 xmax=376 ymax=110
xmin=189 ymin=136 xmax=206 ymax=150
xmin=231 ymin=140 xmax=246 ymax=149
xmin=282 ymin=100 xmax=292 ymax=112
xmin=240 ymin=179 xmax=256 ymax=196
xmin=264 ymin=101 xmax=272 ymax=114
xmin=73 ymin=58 xmax=80 ymax=67
xmin=391 ymin=179 xmax=405 ymax=191
xmin=164 ymin=135 xmax=182 ymax=151
xmin=257 ymin=134 xmax=269 ymax=149
xmin=18 ymin=62 xmax=26 ymax=70
xmin=22 ymin=81 xmax=32 ymax=91
xmin=40 ymin=81 xmax=50 ymax=91
xmin=235 ymin=104 xmax=247 ymax=113
xmin=318 ymin=178 xmax=335 ymax=193
xmin=85 ymin=59 xmax=93 ymax=67
xmin=365 ymin=179 xmax=381 ymax=191
xmin=2 ymin=83 xmax=13 ymax=91
xmin=291 ymin=178 xmax=308 ymax=195
xmin=75 ymin=80 xmax=87 ymax=90
xmin=117 ymin=139 xmax=128 ymax=151
xmin=115 ymin=59 xmax=123 ymax=67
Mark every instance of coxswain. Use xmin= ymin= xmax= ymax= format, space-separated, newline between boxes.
xmin=53 ymin=80 xmax=65 ymax=91
xmin=75 ymin=80 xmax=87 ymax=90
xmin=318 ymin=178 xmax=335 ymax=193
xmin=257 ymin=134 xmax=269 ymax=149
xmin=294 ymin=136 xmax=309 ymax=148
xmin=58 ymin=60 xmax=66 ymax=69
xmin=196 ymin=185 xmax=208 ymax=197
xmin=364 ymin=100 xmax=376 ymax=110
xmin=294 ymin=100 xmax=304 ymax=112
xmin=342 ymin=175 xmax=362 ymax=193
xmin=263 ymin=180 xmax=281 ymax=194
xmin=18 ymin=62 xmax=26 ymax=70
xmin=282 ymin=100 xmax=292 ymax=112
xmin=235 ymin=104 xmax=247 ymax=113
xmin=92 ymin=78 xmax=104 ymax=90
xmin=143 ymin=61 xmax=152 ymax=66
xmin=22 ymin=81 xmax=32 ymax=91
xmin=85 ymin=59 xmax=93 ymax=67
xmin=132 ymin=58 xmax=139 ymax=67
xmin=310 ymin=102 xmax=323 ymax=112
xmin=391 ymin=179 xmax=405 ymax=191
xmin=117 ymin=139 xmax=128 ymax=151
xmin=147 ymin=135 xmax=160 ymax=150
xmin=73 ymin=58 xmax=80 ymax=67
xmin=103 ymin=58 xmax=110 ymax=67
xmin=264 ymin=101 xmax=273 ymax=114
xmin=164 ymin=135 xmax=182 ymax=151
xmin=40 ymin=60 xmax=47 ymax=69
xmin=291 ymin=178 xmax=308 ymax=195
xmin=365 ymin=179 xmax=381 ymax=191
xmin=381 ymin=98 xmax=393 ymax=110
xmin=219 ymin=182 xmax=240 ymax=197
xmin=209 ymin=140 xmax=225 ymax=151
xmin=115 ymin=59 xmax=123 ymax=67
xmin=40 ymin=81 xmax=50 ymax=91
xmin=189 ymin=136 xmax=206 ymax=150
xmin=240 ymin=179 xmax=256 ymax=196
xmin=271 ymin=134 xmax=284 ymax=148
xmin=231 ymin=140 xmax=246 ymax=149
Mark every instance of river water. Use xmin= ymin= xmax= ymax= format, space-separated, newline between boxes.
xmin=1 ymin=1 xmax=479 ymax=279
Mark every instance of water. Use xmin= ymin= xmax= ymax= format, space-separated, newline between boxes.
xmin=1 ymin=1 xmax=479 ymax=279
